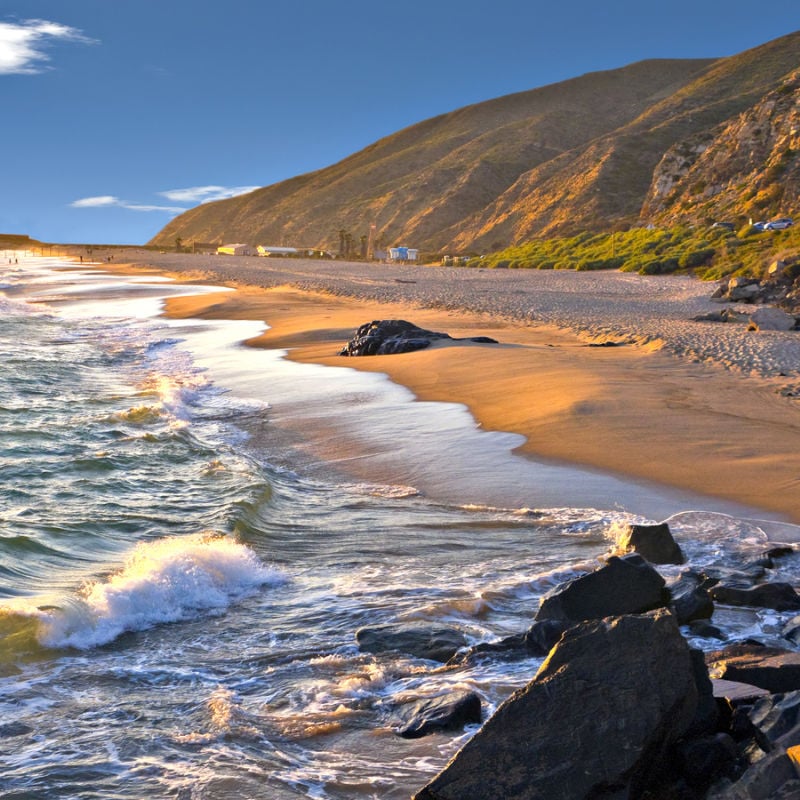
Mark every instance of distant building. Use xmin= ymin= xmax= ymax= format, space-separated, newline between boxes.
xmin=217 ymin=243 xmax=253 ymax=256
xmin=387 ymin=246 xmax=418 ymax=262
xmin=257 ymin=245 xmax=299 ymax=257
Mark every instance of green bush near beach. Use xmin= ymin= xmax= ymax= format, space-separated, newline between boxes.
xmin=466 ymin=223 xmax=800 ymax=280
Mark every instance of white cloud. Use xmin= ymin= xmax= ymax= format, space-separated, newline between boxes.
xmin=70 ymin=195 xmax=120 ymax=208
xmin=70 ymin=195 xmax=185 ymax=214
xmin=69 ymin=184 xmax=260 ymax=215
xmin=124 ymin=203 xmax=188 ymax=214
xmin=0 ymin=18 xmax=96 ymax=75
xmin=159 ymin=185 xmax=260 ymax=204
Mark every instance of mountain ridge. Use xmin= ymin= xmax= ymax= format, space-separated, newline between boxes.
xmin=150 ymin=30 xmax=800 ymax=254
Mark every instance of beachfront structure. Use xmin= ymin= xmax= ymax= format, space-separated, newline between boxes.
xmin=216 ymin=243 xmax=253 ymax=256
xmin=387 ymin=247 xmax=418 ymax=262
xmin=257 ymin=245 xmax=299 ymax=257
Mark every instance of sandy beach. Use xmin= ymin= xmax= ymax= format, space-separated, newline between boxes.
xmin=104 ymin=250 xmax=800 ymax=525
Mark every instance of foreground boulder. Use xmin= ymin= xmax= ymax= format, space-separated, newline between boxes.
xmin=534 ymin=553 xmax=669 ymax=623
xmin=355 ymin=623 xmax=468 ymax=663
xmin=618 ymin=521 xmax=685 ymax=565
xmin=339 ymin=319 xmax=497 ymax=356
xmin=414 ymin=610 xmax=700 ymax=800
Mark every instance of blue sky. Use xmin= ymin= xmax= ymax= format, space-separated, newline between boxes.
xmin=1 ymin=1 xmax=797 ymax=245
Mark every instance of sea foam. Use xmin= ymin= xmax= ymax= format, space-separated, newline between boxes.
xmin=34 ymin=534 xmax=286 ymax=650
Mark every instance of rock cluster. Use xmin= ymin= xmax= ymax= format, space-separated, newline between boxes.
xmin=377 ymin=523 xmax=800 ymax=799
xmin=704 ymin=263 xmax=800 ymax=331
xmin=339 ymin=319 xmax=497 ymax=356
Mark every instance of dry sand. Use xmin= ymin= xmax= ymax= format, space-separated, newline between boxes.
xmin=107 ymin=251 xmax=800 ymax=524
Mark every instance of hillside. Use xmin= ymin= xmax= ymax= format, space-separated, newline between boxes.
xmin=150 ymin=30 xmax=800 ymax=254
xmin=642 ymin=68 xmax=800 ymax=226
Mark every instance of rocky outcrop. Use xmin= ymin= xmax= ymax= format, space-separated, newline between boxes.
xmin=708 ymin=691 xmax=800 ymax=799
xmin=339 ymin=319 xmax=497 ymax=356
xmin=710 ymin=582 xmax=800 ymax=612
xmin=644 ymin=68 xmax=800 ymax=228
xmin=534 ymin=553 xmax=669 ymax=623
xmin=414 ymin=610 xmax=702 ymax=800
xmin=707 ymin=268 xmax=800 ymax=320
xmin=355 ymin=623 xmax=468 ymax=663
xmin=617 ymin=521 xmax=685 ymax=565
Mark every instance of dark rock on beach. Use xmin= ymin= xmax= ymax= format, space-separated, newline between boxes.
xmin=534 ymin=553 xmax=669 ymax=623
xmin=450 ymin=619 xmax=572 ymax=666
xmin=414 ymin=610 xmax=702 ymax=800
xmin=708 ymin=691 xmax=800 ymax=799
xmin=670 ymin=570 xmax=716 ymax=624
xmin=339 ymin=319 xmax=498 ymax=356
xmin=710 ymin=582 xmax=800 ymax=612
xmin=617 ymin=521 xmax=685 ymax=565
xmin=392 ymin=690 xmax=482 ymax=739
xmin=706 ymin=644 xmax=800 ymax=694
xmin=355 ymin=623 xmax=468 ymax=663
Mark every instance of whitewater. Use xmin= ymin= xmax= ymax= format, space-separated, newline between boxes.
xmin=1 ymin=256 xmax=799 ymax=799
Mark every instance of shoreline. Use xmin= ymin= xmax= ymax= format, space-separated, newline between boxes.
xmin=100 ymin=251 xmax=800 ymax=526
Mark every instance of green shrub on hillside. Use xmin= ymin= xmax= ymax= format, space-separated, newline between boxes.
xmin=467 ymin=222 xmax=799 ymax=279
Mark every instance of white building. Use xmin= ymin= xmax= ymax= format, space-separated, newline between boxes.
xmin=387 ymin=246 xmax=419 ymax=262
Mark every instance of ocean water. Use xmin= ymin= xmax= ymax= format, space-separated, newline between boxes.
xmin=1 ymin=256 xmax=799 ymax=799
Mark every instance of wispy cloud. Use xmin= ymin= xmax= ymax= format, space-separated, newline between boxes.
xmin=70 ymin=184 xmax=259 ymax=215
xmin=70 ymin=195 xmax=186 ymax=214
xmin=70 ymin=195 xmax=120 ymax=208
xmin=0 ymin=18 xmax=96 ymax=75
xmin=160 ymin=185 xmax=260 ymax=204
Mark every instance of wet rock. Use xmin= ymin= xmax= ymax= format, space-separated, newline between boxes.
xmin=690 ymin=619 xmax=728 ymax=640
xmin=523 ymin=618 xmax=572 ymax=654
xmin=709 ymin=694 xmax=800 ymax=799
xmin=670 ymin=571 xmax=715 ymax=624
xmin=534 ymin=553 xmax=669 ymax=623
xmin=355 ymin=624 xmax=468 ymax=663
xmin=339 ymin=319 xmax=497 ymax=356
xmin=710 ymin=582 xmax=800 ymax=611
xmin=707 ymin=750 xmax=800 ymax=799
xmin=413 ymin=610 xmax=700 ymax=800
xmin=618 ymin=521 xmax=685 ymax=565
xmin=393 ymin=690 xmax=482 ymax=739
xmin=706 ymin=645 xmax=800 ymax=694
xmin=448 ymin=632 xmax=529 ymax=665
xmin=748 ymin=691 xmax=800 ymax=749
xmin=783 ymin=615 xmax=800 ymax=645
xmin=703 ymin=565 xmax=766 ymax=584
xmin=448 ymin=620 xmax=572 ymax=666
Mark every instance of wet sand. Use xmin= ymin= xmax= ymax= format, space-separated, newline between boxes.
xmin=105 ymin=251 xmax=800 ymax=525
